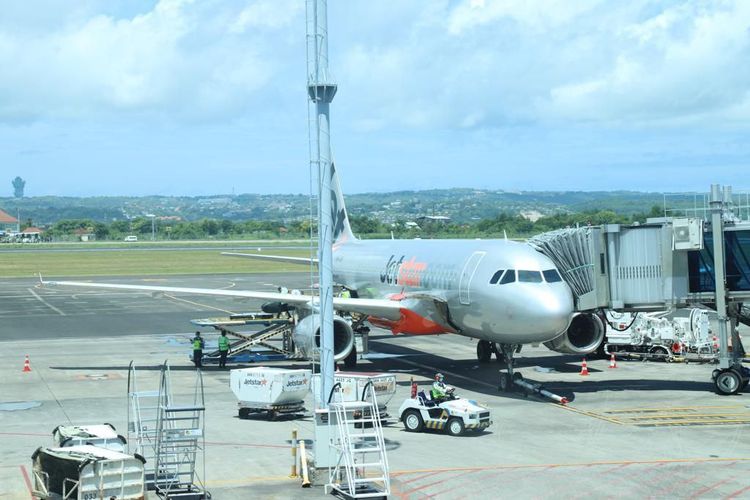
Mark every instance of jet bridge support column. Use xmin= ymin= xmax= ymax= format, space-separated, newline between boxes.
xmin=709 ymin=184 xmax=749 ymax=395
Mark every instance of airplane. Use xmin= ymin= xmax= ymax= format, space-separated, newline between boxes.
xmin=41 ymin=163 xmax=606 ymax=391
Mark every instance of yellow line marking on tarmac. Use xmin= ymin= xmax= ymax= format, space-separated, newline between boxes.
xmin=621 ymin=413 xmax=750 ymax=420
xmin=563 ymin=404 xmax=750 ymax=427
xmin=164 ymin=294 xmax=233 ymax=314
xmin=555 ymin=404 xmax=624 ymax=425
xmin=631 ymin=419 xmax=750 ymax=427
xmin=604 ymin=405 xmax=745 ymax=414
xmin=389 ymin=457 xmax=750 ymax=476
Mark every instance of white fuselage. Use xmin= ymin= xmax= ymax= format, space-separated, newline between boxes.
xmin=333 ymin=238 xmax=574 ymax=344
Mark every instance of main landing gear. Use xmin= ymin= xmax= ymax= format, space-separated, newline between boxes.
xmin=477 ymin=341 xmax=522 ymax=392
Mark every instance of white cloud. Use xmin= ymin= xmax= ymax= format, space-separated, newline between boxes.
xmin=0 ymin=0 xmax=301 ymax=123
xmin=337 ymin=0 xmax=750 ymax=131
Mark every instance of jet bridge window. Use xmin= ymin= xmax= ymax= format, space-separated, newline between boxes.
xmin=489 ymin=270 xmax=505 ymax=284
xmin=542 ymin=269 xmax=563 ymax=283
xmin=499 ymin=270 xmax=516 ymax=284
xmin=518 ymin=270 xmax=543 ymax=283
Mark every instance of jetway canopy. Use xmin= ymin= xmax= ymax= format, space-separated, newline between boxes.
xmin=529 ymin=220 xmax=750 ymax=313
xmin=688 ymin=228 xmax=750 ymax=293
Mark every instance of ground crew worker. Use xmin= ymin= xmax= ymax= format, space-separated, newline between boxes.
xmin=192 ymin=331 xmax=204 ymax=368
xmin=340 ymin=288 xmax=351 ymax=299
xmin=218 ymin=331 xmax=230 ymax=368
xmin=431 ymin=373 xmax=448 ymax=402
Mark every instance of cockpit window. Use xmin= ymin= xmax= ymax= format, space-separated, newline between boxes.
xmin=489 ymin=270 xmax=505 ymax=284
xmin=543 ymin=269 xmax=563 ymax=283
xmin=499 ymin=269 xmax=516 ymax=284
xmin=518 ymin=270 xmax=543 ymax=283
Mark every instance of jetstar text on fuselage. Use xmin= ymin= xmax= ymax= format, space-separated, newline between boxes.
xmin=379 ymin=255 xmax=428 ymax=287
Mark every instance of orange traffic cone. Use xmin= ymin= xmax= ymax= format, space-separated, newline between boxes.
xmin=580 ymin=358 xmax=589 ymax=376
xmin=22 ymin=355 xmax=32 ymax=373
xmin=609 ymin=353 xmax=617 ymax=369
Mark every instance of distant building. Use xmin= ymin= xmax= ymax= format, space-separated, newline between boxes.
xmin=416 ymin=215 xmax=451 ymax=225
xmin=74 ymin=228 xmax=96 ymax=242
xmin=0 ymin=208 xmax=19 ymax=233
xmin=20 ymin=227 xmax=43 ymax=242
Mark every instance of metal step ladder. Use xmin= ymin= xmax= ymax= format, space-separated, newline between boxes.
xmin=128 ymin=360 xmax=166 ymax=489
xmin=153 ymin=364 xmax=209 ymax=499
xmin=326 ymin=381 xmax=390 ymax=498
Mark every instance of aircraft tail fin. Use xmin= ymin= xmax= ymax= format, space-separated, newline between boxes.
xmin=330 ymin=160 xmax=356 ymax=243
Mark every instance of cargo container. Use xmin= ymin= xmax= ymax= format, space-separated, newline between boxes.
xmin=31 ymin=445 xmax=145 ymax=500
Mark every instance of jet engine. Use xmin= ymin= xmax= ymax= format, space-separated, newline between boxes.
xmin=293 ymin=314 xmax=355 ymax=362
xmin=543 ymin=312 xmax=605 ymax=355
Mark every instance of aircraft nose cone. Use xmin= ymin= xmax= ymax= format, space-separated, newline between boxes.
xmin=534 ymin=290 xmax=574 ymax=335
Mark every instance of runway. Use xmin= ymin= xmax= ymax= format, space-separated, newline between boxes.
xmin=1 ymin=273 xmax=749 ymax=498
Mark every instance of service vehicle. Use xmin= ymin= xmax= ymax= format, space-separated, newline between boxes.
xmin=398 ymin=389 xmax=492 ymax=436
xmin=230 ymin=366 xmax=311 ymax=419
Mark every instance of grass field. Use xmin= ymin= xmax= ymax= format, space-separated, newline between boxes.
xmin=0 ymin=247 xmax=313 ymax=278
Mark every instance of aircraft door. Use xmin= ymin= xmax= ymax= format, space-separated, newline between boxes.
xmin=459 ymin=251 xmax=486 ymax=305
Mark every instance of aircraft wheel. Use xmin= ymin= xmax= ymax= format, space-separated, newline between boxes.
xmin=711 ymin=369 xmax=721 ymax=381
xmin=715 ymin=369 xmax=742 ymax=395
xmin=343 ymin=345 xmax=358 ymax=369
xmin=238 ymin=408 xmax=251 ymax=419
xmin=446 ymin=417 xmax=465 ymax=437
xmin=402 ymin=410 xmax=423 ymax=432
xmin=477 ymin=341 xmax=492 ymax=363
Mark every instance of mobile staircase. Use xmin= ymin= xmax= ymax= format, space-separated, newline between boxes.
xmin=326 ymin=381 xmax=390 ymax=498
xmin=128 ymin=361 xmax=163 ymax=489
xmin=128 ymin=361 xmax=210 ymax=499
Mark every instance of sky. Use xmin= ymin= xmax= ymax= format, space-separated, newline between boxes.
xmin=0 ymin=0 xmax=749 ymax=197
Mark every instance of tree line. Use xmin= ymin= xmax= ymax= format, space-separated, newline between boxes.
xmin=32 ymin=206 xmax=665 ymax=242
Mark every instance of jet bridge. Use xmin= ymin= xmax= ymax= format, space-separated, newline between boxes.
xmin=529 ymin=184 xmax=750 ymax=395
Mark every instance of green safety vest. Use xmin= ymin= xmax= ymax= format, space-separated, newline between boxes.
xmin=193 ymin=338 xmax=202 ymax=350
xmin=218 ymin=336 xmax=230 ymax=351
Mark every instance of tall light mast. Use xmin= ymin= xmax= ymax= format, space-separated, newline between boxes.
xmin=306 ymin=0 xmax=337 ymax=407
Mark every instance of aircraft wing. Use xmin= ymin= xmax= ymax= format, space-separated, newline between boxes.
xmin=40 ymin=279 xmax=403 ymax=321
xmin=221 ymin=252 xmax=318 ymax=265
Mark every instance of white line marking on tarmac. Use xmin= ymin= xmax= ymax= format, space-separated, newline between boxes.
xmin=164 ymin=294 xmax=234 ymax=314
xmin=27 ymin=288 xmax=66 ymax=316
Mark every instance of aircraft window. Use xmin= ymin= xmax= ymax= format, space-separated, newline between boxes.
xmin=499 ymin=270 xmax=516 ymax=284
xmin=542 ymin=269 xmax=563 ymax=283
xmin=518 ymin=270 xmax=543 ymax=283
xmin=489 ymin=270 xmax=505 ymax=284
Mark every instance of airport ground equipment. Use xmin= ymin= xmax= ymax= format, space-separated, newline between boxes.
xmin=604 ymin=308 xmax=717 ymax=361
xmin=53 ymin=424 xmax=127 ymax=453
xmin=153 ymin=363 xmax=208 ymax=499
xmin=127 ymin=361 xmax=161 ymax=487
xmin=512 ymin=377 xmax=569 ymax=405
xmin=398 ymin=390 xmax=492 ymax=435
xmin=191 ymin=312 xmax=369 ymax=368
xmin=128 ymin=361 xmax=209 ymax=498
xmin=325 ymin=382 xmax=390 ymax=498
xmin=230 ymin=367 xmax=311 ymax=420
xmin=31 ymin=445 xmax=145 ymax=500
xmin=312 ymin=372 xmax=397 ymax=418
xmin=529 ymin=183 xmax=750 ymax=394
xmin=190 ymin=314 xmax=296 ymax=364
